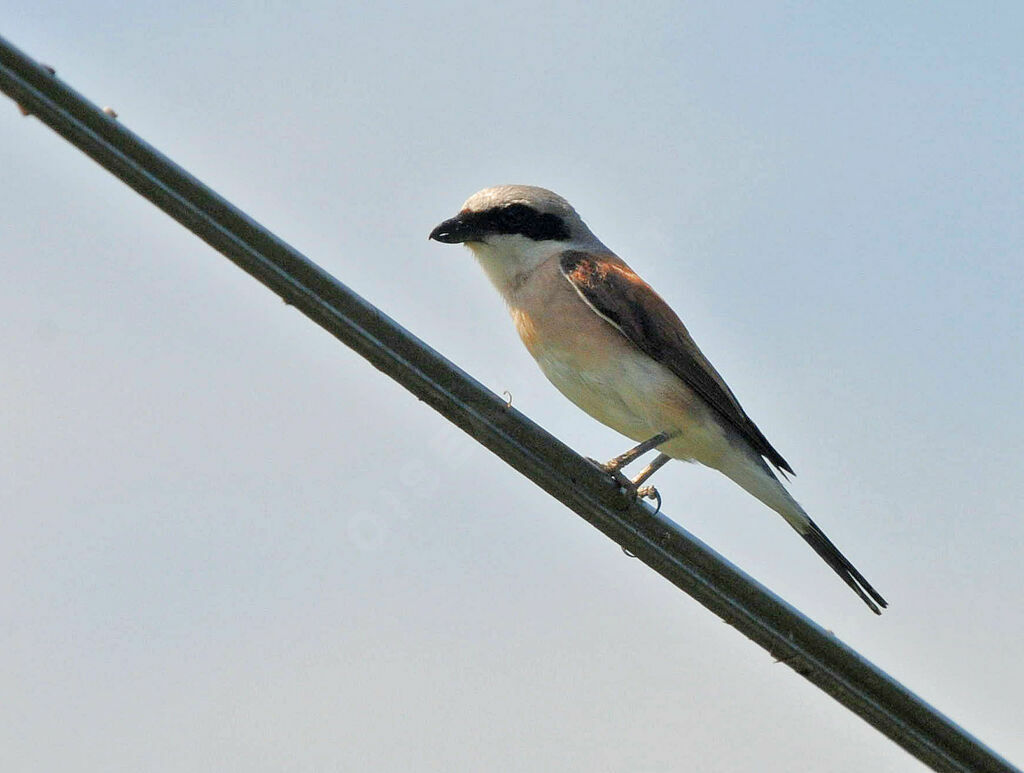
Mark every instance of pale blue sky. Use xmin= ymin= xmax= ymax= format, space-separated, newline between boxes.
xmin=2 ymin=3 xmax=1022 ymax=771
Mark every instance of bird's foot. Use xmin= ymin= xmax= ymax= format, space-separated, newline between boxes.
xmin=587 ymin=457 xmax=663 ymax=512
xmin=637 ymin=485 xmax=662 ymax=514
xmin=586 ymin=456 xmax=634 ymax=489
xmin=636 ymin=485 xmax=660 ymax=501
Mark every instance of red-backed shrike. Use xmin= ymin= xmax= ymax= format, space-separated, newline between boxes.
xmin=430 ymin=185 xmax=886 ymax=614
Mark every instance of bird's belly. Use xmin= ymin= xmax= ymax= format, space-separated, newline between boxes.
xmin=537 ymin=352 xmax=655 ymax=436
xmin=533 ymin=345 xmax=717 ymax=459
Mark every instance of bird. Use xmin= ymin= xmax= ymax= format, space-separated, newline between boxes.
xmin=429 ymin=185 xmax=887 ymax=614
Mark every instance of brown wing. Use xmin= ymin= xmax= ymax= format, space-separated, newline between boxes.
xmin=559 ymin=250 xmax=794 ymax=475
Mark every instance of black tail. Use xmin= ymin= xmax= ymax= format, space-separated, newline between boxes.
xmin=802 ymin=518 xmax=888 ymax=615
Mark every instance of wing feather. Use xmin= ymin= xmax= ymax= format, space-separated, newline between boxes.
xmin=559 ymin=250 xmax=794 ymax=475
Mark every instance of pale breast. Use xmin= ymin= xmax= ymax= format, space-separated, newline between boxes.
xmin=509 ymin=258 xmax=680 ymax=438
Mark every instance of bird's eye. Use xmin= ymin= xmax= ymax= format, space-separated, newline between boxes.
xmin=502 ymin=204 xmax=531 ymax=228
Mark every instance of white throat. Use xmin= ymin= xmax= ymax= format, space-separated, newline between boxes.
xmin=467 ymin=232 xmax=607 ymax=302
xmin=467 ymin=235 xmax=565 ymax=301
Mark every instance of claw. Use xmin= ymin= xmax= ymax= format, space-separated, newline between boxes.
xmin=637 ymin=486 xmax=662 ymax=514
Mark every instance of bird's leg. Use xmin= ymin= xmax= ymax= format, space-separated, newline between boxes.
xmin=632 ymin=453 xmax=672 ymax=502
xmin=599 ymin=431 xmax=677 ymax=475
xmin=587 ymin=432 xmax=678 ymax=506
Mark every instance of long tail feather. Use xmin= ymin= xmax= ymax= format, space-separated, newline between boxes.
xmin=715 ymin=450 xmax=887 ymax=614
xmin=801 ymin=518 xmax=888 ymax=615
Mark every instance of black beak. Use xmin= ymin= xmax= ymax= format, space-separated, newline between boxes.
xmin=429 ymin=215 xmax=483 ymax=244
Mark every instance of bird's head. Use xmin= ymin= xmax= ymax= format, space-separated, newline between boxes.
xmin=429 ymin=185 xmax=604 ymax=296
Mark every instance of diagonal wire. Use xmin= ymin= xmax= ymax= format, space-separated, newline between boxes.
xmin=1 ymin=36 xmax=1018 ymax=773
